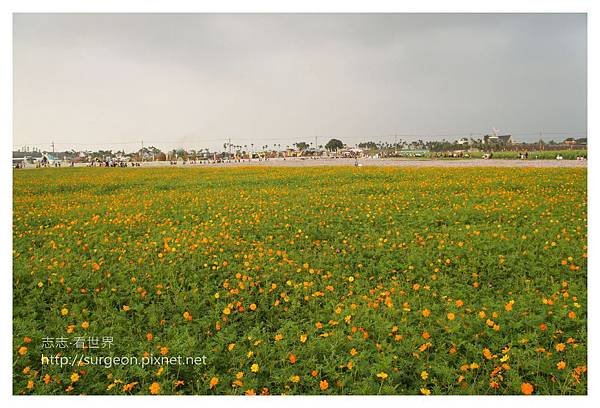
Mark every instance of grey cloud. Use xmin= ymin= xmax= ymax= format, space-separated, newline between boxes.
xmin=13 ymin=13 xmax=586 ymax=152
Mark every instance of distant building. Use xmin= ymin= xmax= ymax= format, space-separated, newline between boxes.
xmin=483 ymin=134 xmax=513 ymax=145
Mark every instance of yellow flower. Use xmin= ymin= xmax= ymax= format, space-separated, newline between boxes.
xmin=290 ymin=375 xmax=300 ymax=383
xmin=223 ymin=307 xmax=231 ymax=315
xmin=421 ymin=371 xmax=428 ymax=380
xmin=70 ymin=372 xmax=80 ymax=383
xmin=274 ymin=333 xmax=283 ymax=342
xmin=376 ymin=372 xmax=388 ymax=380
xmin=251 ymin=363 xmax=259 ymax=373
xmin=60 ymin=308 xmax=69 ymax=316
xmin=149 ymin=382 xmax=160 ymax=395
xmin=447 ymin=312 xmax=455 ymax=321
xmin=249 ymin=303 xmax=257 ymax=311
xmin=300 ymin=334 xmax=308 ymax=343
xmin=81 ymin=321 xmax=89 ymax=329
xmin=420 ymin=387 xmax=431 ymax=395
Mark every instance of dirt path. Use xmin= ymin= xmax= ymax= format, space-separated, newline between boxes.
xmin=21 ymin=157 xmax=588 ymax=170
xmin=138 ymin=158 xmax=588 ymax=168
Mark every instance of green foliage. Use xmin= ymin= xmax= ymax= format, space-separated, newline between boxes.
xmin=13 ymin=166 xmax=587 ymax=395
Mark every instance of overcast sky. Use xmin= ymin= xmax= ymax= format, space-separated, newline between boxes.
xmin=13 ymin=13 xmax=587 ymax=152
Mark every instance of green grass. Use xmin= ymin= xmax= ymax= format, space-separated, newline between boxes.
xmin=468 ymin=150 xmax=587 ymax=160
xmin=13 ymin=166 xmax=587 ymax=395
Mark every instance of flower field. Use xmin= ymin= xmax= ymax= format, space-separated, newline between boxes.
xmin=13 ymin=166 xmax=587 ymax=395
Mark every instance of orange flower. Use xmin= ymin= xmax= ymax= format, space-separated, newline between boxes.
xmin=557 ymin=361 xmax=566 ymax=370
xmin=521 ymin=382 xmax=534 ymax=395
xmin=289 ymin=354 xmax=297 ymax=364
xmin=18 ymin=346 xmax=28 ymax=356
xmin=422 ymin=309 xmax=431 ymax=317
xmin=249 ymin=303 xmax=257 ymax=311
xmin=209 ymin=376 xmax=219 ymax=389
xmin=122 ymin=382 xmax=138 ymax=392
xmin=183 ymin=311 xmax=192 ymax=321
xmin=319 ymin=380 xmax=329 ymax=391
xmin=160 ymin=346 xmax=169 ymax=355
xmin=149 ymin=382 xmax=160 ymax=395
xmin=447 ymin=312 xmax=455 ymax=321
xmin=81 ymin=321 xmax=90 ymax=329
xmin=555 ymin=343 xmax=566 ymax=352
xmin=146 ymin=332 xmax=154 ymax=341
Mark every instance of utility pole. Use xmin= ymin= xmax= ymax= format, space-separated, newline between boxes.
xmin=51 ymin=141 xmax=55 ymax=153
xmin=141 ymin=139 xmax=144 ymax=162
